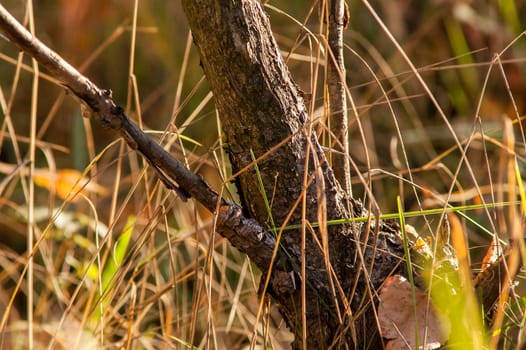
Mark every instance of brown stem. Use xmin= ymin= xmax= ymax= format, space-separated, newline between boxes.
xmin=327 ymin=0 xmax=351 ymax=195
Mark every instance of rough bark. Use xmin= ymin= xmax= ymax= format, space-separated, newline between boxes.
xmin=181 ymin=1 xmax=405 ymax=348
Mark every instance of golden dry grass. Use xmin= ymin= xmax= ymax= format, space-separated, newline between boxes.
xmin=0 ymin=1 xmax=525 ymax=349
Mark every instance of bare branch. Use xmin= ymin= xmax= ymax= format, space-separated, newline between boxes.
xmin=0 ymin=4 xmax=278 ymax=272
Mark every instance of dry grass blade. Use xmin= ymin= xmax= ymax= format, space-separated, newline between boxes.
xmin=1 ymin=1 xmax=525 ymax=349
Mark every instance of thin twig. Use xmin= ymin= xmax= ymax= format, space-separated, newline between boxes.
xmin=326 ymin=0 xmax=351 ymax=195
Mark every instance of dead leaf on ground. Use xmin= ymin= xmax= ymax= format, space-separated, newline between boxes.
xmin=378 ymin=275 xmax=449 ymax=350
xmin=0 ymin=162 xmax=108 ymax=201
xmin=33 ymin=168 xmax=108 ymax=201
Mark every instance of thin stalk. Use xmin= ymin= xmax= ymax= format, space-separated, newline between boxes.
xmin=326 ymin=0 xmax=350 ymax=195
xmin=26 ymin=2 xmax=37 ymax=348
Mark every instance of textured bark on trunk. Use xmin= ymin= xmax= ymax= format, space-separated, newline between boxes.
xmin=181 ymin=1 xmax=405 ymax=348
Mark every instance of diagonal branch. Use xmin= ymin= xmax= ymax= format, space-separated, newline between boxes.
xmin=0 ymin=4 xmax=279 ymax=273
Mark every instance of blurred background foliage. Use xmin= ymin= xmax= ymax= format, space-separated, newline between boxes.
xmin=1 ymin=0 xmax=524 ymax=202
xmin=0 ymin=0 xmax=525 ymax=348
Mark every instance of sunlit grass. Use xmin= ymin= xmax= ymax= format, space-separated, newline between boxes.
xmin=0 ymin=1 xmax=525 ymax=349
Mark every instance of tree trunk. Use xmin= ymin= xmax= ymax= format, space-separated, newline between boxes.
xmin=181 ymin=1 xmax=405 ymax=348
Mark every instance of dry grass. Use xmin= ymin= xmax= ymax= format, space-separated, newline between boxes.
xmin=0 ymin=0 xmax=525 ymax=349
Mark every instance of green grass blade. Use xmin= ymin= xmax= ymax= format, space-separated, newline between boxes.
xmin=250 ymin=149 xmax=277 ymax=236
